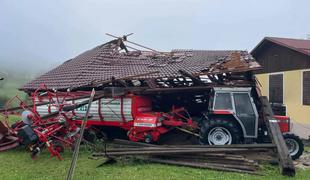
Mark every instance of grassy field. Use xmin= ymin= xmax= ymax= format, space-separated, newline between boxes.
xmin=1 ymin=119 xmax=310 ymax=179
xmin=0 ymin=76 xmax=29 ymax=98
xmin=0 ymin=75 xmax=29 ymax=107
xmin=1 ymin=148 xmax=310 ymax=180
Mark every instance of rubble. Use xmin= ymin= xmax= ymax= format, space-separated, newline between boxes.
xmin=0 ymin=121 xmax=19 ymax=151
xmin=294 ymin=150 xmax=310 ymax=169
xmin=91 ymin=139 xmax=277 ymax=175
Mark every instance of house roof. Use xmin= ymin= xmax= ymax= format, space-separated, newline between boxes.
xmin=251 ymin=37 xmax=310 ymax=57
xmin=21 ymin=39 xmax=259 ymax=91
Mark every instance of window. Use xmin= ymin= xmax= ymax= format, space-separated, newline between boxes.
xmin=303 ymin=71 xmax=310 ymax=105
xmin=233 ymin=93 xmax=255 ymax=115
xmin=233 ymin=93 xmax=256 ymax=136
xmin=214 ymin=93 xmax=232 ymax=110
xmin=269 ymin=74 xmax=283 ymax=104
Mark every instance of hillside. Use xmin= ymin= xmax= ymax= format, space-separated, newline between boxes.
xmin=0 ymin=73 xmax=31 ymax=107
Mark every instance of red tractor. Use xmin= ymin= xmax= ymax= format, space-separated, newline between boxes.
xmin=197 ymin=87 xmax=303 ymax=160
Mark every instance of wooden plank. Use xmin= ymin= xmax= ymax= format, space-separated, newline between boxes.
xmin=93 ymin=148 xmax=264 ymax=156
xmin=141 ymin=157 xmax=260 ymax=175
xmin=111 ymin=139 xmax=275 ymax=149
xmin=260 ymin=96 xmax=295 ymax=176
xmin=178 ymin=70 xmax=204 ymax=85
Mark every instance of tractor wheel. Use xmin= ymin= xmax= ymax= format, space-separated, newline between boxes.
xmin=199 ymin=116 xmax=242 ymax=145
xmin=283 ymin=133 xmax=304 ymax=160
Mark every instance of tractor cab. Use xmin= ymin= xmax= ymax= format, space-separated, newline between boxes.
xmin=200 ymin=87 xmax=303 ymax=160
xmin=208 ymin=87 xmax=259 ymax=138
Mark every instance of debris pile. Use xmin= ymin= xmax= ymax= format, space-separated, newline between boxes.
xmin=92 ymin=139 xmax=277 ymax=175
xmin=294 ymin=150 xmax=310 ymax=169
xmin=0 ymin=121 xmax=19 ymax=151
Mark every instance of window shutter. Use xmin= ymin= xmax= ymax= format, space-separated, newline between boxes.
xmin=269 ymin=74 xmax=283 ymax=104
xmin=303 ymin=71 xmax=310 ymax=105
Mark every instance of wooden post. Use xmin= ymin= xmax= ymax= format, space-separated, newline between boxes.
xmin=260 ymin=96 xmax=295 ymax=176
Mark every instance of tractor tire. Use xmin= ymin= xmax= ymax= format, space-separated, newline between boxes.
xmin=283 ymin=133 xmax=304 ymax=160
xmin=199 ymin=116 xmax=242 ymax=145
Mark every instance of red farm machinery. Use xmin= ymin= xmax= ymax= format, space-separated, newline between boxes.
xmin=0 ymin=83 xmax=303 ymax=160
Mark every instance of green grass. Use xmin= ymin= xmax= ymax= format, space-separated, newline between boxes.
xmin=0 ymin=76 xmax=29 ymax=107
xmin=1 ymin=117 xmax=310 ymax=179
xmin=1 ymin=149 xmax=310 ymax=180
xmin=0 ymin=76 xmax=28 ymax=98
xmin=4 ymin=115 xmax=21 ymax=123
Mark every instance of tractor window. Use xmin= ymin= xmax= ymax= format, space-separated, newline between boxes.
xmin=233 ymin=92 xmax=256 ymax=137
xmin=233 ymin=93 xmax=255 ymax=115
xmin=214 ymin=93 xmax=232 ymax=110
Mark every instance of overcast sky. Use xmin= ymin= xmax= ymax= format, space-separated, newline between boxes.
xmin=0 ymin=0 xmax=310 ymax=73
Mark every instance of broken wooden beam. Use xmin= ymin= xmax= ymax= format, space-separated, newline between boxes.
xmin=260 ymin=96 xmax=295 ymax=176
xmin=93 ymin=147 xmax=271 ymax=157
xmin=178 ymin=70 xmax=204 ymax=85
xmin=110 ymin=139 xmax=275 ymax=149
xmin=137 ymin=157 xmax=260 ymax=175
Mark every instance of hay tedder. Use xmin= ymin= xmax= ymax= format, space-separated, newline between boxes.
xmin=0 ymin=85 xmax=90 ymax=159
xmin=0 ymin=84 xmax=197 ymax=160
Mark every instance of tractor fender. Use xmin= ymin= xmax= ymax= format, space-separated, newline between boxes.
xmin=274 ymin=115 xmax=290 ymax=133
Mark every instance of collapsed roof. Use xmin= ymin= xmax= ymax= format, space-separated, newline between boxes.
xmin=21 ymin=37 xmax=261 ymax=92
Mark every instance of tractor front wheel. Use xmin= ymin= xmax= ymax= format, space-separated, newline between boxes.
xmin=199 ymin=117 xmax=242 ymax=145
xmin=283 ymin=133 xmax=304 ymax=160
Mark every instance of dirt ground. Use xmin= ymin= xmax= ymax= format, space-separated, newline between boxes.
xmin=295 ymin=149 xmax=310 ymax=169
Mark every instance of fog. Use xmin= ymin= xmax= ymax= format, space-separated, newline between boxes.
xmin=1 ymin=0 xmax=310 ymax=76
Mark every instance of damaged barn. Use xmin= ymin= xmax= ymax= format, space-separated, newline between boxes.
xmin=17 ymin=35 xmax=264 ymax=145
xmin=0 ymin=35 xmax=302 ymax=176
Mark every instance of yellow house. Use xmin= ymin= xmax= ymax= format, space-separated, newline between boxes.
xmin=252 ymin=37 xmax=310 ymax=139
